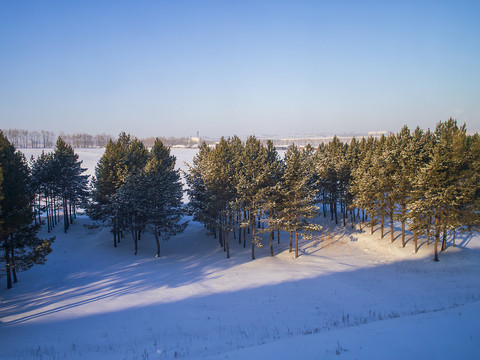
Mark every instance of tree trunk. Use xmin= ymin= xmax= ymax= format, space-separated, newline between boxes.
xmin=295 ymin=230 xmax=299 ymax=258
xmin=453 ymin=229 xmax=456 ymax=248
xmin=133 ymin=225 xmax=138 ymax=255
xmin=426 ymin=217 xmax=431 ymax=246
xmin=381 ymin=212 xmax=384 ymax=238
xmin=155 ymin=225 xmax=160 ymax=257
xmin=11 ymin=248 xmax=17 ymax=283
xmin=46 ymin=194 xmax=51 ymax=232
xmin=441 ymin=226 xmax=447 ymax=251
xmin=243 ymin=227 xmax=246 ymax=248
xmin=270 ymin=230 xmax=274 ymax=256
xmin=251 ymin=210 xmax=256 ymax=260
xmin=251 ymin=225 xmax=255 ymax=260
xmin=289 ymin=231 xmax=293 ymax=253
xmin=64 ymin=201 xmax=68 ymax=233
xmin=5 ymin=238 xmax=12 ymax=289
xmin=401 ymin=204 xmax=406 ymax=246
xmin=434 ymin=217 xmax=440 ymax=262
xmin=226 ymin=230 xmax=230 ymax=259
xmin=414 ymin=228 xmax=418 ymax=253
xmin=334 ymin=202 xmax=338 ymax=224
xmin=277 ymin=230 xmax=280 ymax=244
xmin=390 ymin=217 xmax=394 ymax=243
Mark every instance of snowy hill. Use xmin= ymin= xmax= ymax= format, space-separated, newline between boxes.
xmin=1 ymin=148 xmax=479 ymax=359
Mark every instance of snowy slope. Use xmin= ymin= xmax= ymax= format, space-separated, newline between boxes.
xmin=1 ymin=148 xmax=479 ymax=359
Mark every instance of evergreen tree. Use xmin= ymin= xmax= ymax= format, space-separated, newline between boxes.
xmin=351 ymin=137 xmax=379 ymax=232
xmin=53 ymin=137 xmax=89 ymax=232
xmin=411 ymin=119 xmax=474 ymax=261
xmin=237 ymin=136 xmax=268 ymax=260
xmin=144 ymin=139 xmax=187 ymax=257
xmin=280 ymin=144 xmax=321 ymax=258
xmin=261 ymin=140 xmax=284 ymax=256
xmin=0 ymin=132 xmax=53 ymax=289
xmin=185 ymin=142 xmax=214 ymax=230
xmin=88 ymin=133 xmax=131 ymax=247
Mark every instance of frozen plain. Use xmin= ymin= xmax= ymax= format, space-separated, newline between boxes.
xmin=0 ymin=148 xmax=479 ymax=359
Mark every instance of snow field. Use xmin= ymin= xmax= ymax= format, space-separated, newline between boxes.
xmin=1 ymin=148 xmax=479 ymax=359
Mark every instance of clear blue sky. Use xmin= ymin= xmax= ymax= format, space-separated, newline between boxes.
xmin=1 ymin=0 xmax=479 ymax=138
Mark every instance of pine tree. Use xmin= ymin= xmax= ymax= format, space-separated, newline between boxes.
xmin=52 ymin=137 xmax=89 ymax=232
xmin=237 ymin=136 xmax=268 ymax=260
xmin=144 ymin=139 xmax=187 ymax=257
xmin=280 ymin=144 xmax=321 ymax=258
xmin=185 ymin=142 xmax=214 ymax=230
xmin=411 ymin=119 xmax=473 ymax=261
xmin=352 ymin=137 xmax=379 ymax=232
xmin=88 ymin=133 xmax=132 ymax=247
xmin=0 ymin=131 xmax=53 ymax=289
xmin=345 ymin=137 xmax=360 ymax=227
xmin=261 ymin=140 xmax=284 ymax=256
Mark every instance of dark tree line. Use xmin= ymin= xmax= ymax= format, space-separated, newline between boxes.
xmin=187 ymin=119 xmax=480 ymax=262
xmin=88 ymin=133 xmax=187 ymax=257
xmin=1 ymin=134 xmax=90 ymax=289
xmin=0 ymin=132 xmax=53 ymax=289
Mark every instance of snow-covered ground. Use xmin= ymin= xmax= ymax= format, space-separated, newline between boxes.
xmin=1 ymin=148 xmax=479 ymax=359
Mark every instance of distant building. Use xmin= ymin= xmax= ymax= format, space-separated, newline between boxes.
xmin=190 ymin=137 xmax=201 ymax=145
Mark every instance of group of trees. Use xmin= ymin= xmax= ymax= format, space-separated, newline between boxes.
xmin=187 ymin=119 xmax=479 ymax=262
xmin=186 ymin=136 xmax=321 ymax=259
xmin=2 ymin=119 xmax=478 ymax=289
xmin=88 ymin=133 xmax=187 ymax=257
xmin=3 ymin=129 xmax=207 ymax=149
xmin=2 ymin=129 xmax=112 ymax=148
xmin=0 ymin=132 xmax=53 ymax=289
xmin=30 ymin=138 xmax=90 ymax=233
xmin=2 ymin=129 xmax=56 ymax=148
xmin=0 ymin=133 xmax=90 ymax=289
xmin=348 ymin=119 xmax=479 ymax=261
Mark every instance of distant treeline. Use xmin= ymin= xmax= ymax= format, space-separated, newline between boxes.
xmin=2 ymin=129 xmax=112 ymax=148
xmin=2 ymin=129 xmax=203 ymax=149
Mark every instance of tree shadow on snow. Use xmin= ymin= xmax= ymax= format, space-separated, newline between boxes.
xmin=2 ymin=248 xmax=480 ymax=360
xmin=1 ymin=214 xmax=478 ymax=327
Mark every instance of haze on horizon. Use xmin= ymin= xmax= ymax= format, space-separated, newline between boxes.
xmin=1 ymin=0 xmax=479 ymax=138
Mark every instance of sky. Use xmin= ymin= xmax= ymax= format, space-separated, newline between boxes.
xmin=0 ymin=0 xmax=479 ymax=138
